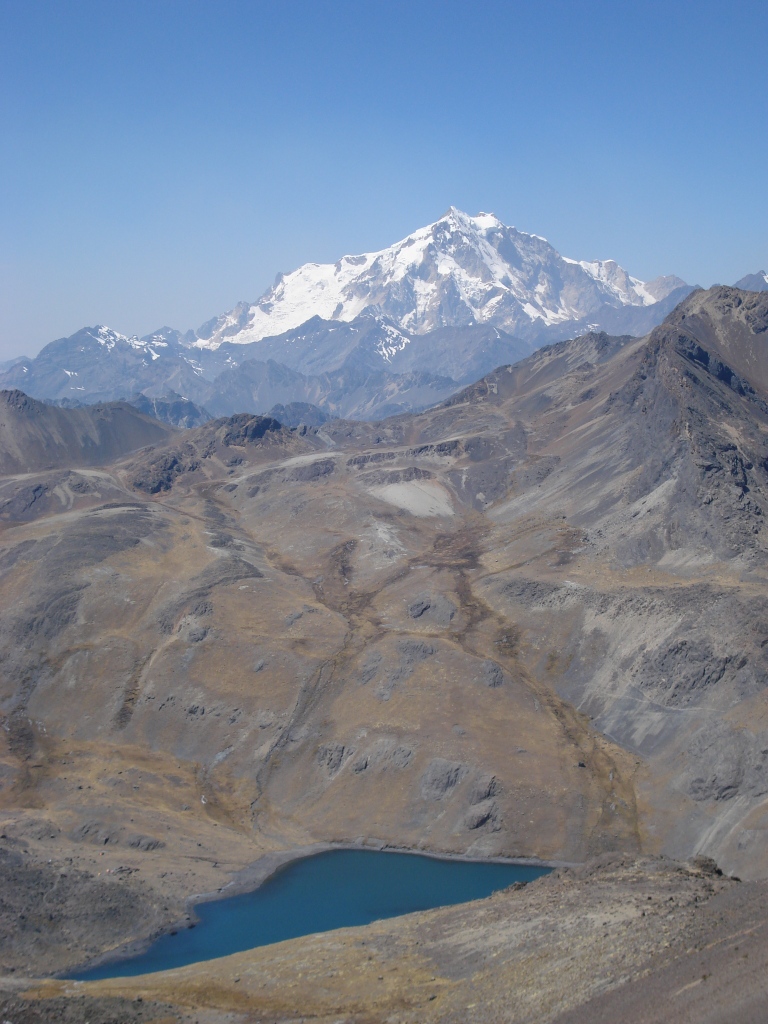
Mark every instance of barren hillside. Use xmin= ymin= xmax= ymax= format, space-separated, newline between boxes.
xmin=2 ymin=287 xmax=768 ymax=1020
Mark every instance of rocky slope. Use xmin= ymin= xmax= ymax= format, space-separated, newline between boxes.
xmin=734 ymin=271 xmax=768 ymax=292
xmin=0 ymin=389 xmax=172 ymax=474
xmin=125 ymin=393 xmax=212 ymax=429
xmin=1 ymin=286 xmax=768 ymax=1005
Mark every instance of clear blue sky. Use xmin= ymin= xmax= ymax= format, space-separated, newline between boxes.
xmin=1 ymin=0 xmax=767 ymax=358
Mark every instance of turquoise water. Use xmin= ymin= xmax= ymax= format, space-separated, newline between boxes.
xmin=70 ymin=848 xmax=550 ymax=979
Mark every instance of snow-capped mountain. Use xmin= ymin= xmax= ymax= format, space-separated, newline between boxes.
xmin=191 ymin=207 xmax=690 ymax=349
xmin=2 ymin=208 xmax=696 ymax=422
xmin=0 ymin=319 xmax=475 ymax=421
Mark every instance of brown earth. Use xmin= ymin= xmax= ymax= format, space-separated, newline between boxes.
xmin=2 ymin=287 xmax=768 ymax=1014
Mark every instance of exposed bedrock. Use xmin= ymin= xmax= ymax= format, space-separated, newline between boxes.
xmin=491 ymin=572 xmax=768 ymax=875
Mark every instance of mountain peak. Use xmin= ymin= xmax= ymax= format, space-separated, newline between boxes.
xmin=734 ymin=271 xmax=768 ymax=292
xmin=189 ymin=211 xmax=688 ymax=350
xmin=72 ymin=324 xmax=171 ymax=359
xmin=440 ymin=206 xmax=502 ymax=233
xmin=92 ymin=324 xmax=127 ymax=345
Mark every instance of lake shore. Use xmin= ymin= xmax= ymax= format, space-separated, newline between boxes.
xmin=21 ymin=853 xmax=766 ymax=1024
xmin=64 ymin=840 xmax=564 ymax=978
xmin=205 ymin=837 xmax=571 ymax=904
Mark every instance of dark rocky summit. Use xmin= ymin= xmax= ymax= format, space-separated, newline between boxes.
xmin=0 ymin=389 xmax=172 ymax=474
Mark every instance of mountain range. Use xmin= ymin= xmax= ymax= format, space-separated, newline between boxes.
xmin=4 ymin=284 xmax=768 ymax=1020
xmin=0 ymin=209 xmax=703 ymax=422
xmin=189 ymin=207 xmax=691 ymax=345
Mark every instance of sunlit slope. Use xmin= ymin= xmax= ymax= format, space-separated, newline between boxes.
xmin=2 ymin=285 xmax=768 ymax=977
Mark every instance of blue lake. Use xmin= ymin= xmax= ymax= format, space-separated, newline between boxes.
xmin=70 ymin=848 xmax=550 ymax=979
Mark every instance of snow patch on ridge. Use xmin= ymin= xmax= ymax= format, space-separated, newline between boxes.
xmin=88 ymin=325 xmax=169 ymax=358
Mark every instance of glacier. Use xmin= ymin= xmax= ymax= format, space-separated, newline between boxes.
xmin=190 ymin=207 xmax=688 ymax=350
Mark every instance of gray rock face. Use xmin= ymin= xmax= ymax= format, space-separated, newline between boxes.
xmin=126 ymin=834 xmax=166 ymax=852
xmin=352 ymin=740 xmax=414 ymax=775
xmin=375 ymin=640 xmax=436 ymax=702
xmin=408 ymin=598 xmax=431 ymax=619
xmin=407 ymin=594 xmax=457 ymax=626
xmin=734 ymin=271 xmax=768 ymax=292
xmin=420 ymin=758 xmax=468 ymax=800
xmin=317 ymin=743 xmax=347 ymax=775
xmin=685 ymin=719 xmax=768 ymax=802
xmin=267 ymin=402 xmax=329 ymax=427
xmin=481 ymin=660 xmax=505 ymax=688
xmin=463 ymin=798 xmax=500 ymax=831
xmin=127 ymin=392 xmax=212 ymax=428
xmin=469 ymin=773 xmax=501 ymax=803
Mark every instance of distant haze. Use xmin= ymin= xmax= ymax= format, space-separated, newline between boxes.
xmin=1 ymin=0 xmax=767 ymax=359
